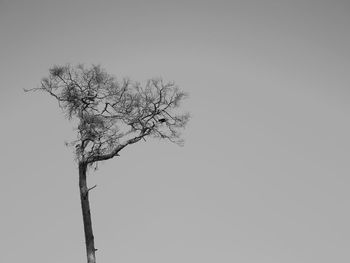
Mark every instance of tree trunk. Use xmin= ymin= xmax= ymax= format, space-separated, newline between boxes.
xmin=79 ymin=162 xmax=97 ymax=263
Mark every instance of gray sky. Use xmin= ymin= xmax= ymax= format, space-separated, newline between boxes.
xmin=1 ymin=0 xmax=350 ymax=262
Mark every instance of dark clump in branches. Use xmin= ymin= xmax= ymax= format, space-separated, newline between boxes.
xmin=30 ymin=64 xmax=189 ymax=165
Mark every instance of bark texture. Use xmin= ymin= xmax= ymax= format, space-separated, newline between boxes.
xmin=79 ymin=162 xmax=96 ymax=263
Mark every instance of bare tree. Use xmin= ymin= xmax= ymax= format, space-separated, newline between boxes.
xmin=27 ymin=64 xmax=189 ymax=263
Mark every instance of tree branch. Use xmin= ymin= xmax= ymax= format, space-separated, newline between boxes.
xmin=30 ymin=64 xmax=189 ymax=166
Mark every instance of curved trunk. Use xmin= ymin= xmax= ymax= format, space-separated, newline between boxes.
xmin=79 ymin=162 xmax=96 ymax=263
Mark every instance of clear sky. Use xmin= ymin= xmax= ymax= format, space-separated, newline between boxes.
xmin=1 ymin=0 xmax=350 ymax=262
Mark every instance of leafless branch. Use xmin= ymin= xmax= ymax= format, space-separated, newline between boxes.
xmin=30 ymin=64 xmax=189 ymax=167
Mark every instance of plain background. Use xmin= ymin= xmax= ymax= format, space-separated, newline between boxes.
xmin=1 ymin=0 xmax=350 ymax=262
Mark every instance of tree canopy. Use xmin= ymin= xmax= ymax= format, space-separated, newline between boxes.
xmin=31 ymin=64 xmax=189 ymax=165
